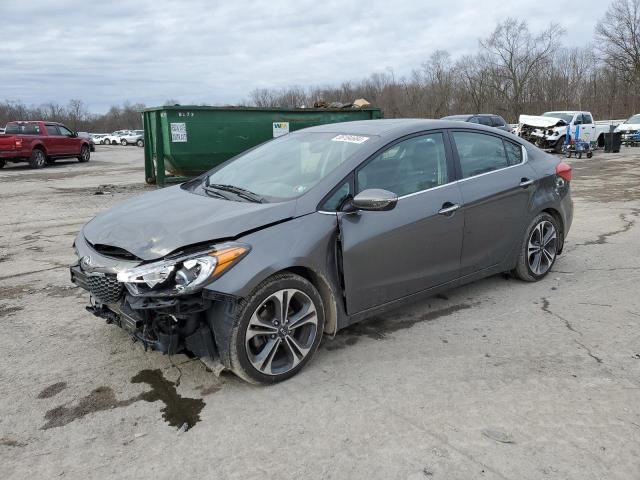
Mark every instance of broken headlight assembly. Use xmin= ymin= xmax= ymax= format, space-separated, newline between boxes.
xmin=116 ymin=243 xmax=250 ymax=297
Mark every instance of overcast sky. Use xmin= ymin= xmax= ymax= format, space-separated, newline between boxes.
xmin=1 ymin=0 xmax=610 ymax=113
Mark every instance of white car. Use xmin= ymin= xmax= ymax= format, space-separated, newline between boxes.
xmin=516 ymin=111 xmax=610 ymax=153
xmin=119 ymin=130 xmax=144 ymax=147
xmin=614 ymin=114 xmax=640 ymax=141
xmin=103 ymin=130 xmax=131 ymax=145
xmin=90 ymin=133 xmax=109 ymax=145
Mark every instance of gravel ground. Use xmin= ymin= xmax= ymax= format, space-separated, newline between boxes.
xmin=0 ymin=145 xmax=639 ymax=480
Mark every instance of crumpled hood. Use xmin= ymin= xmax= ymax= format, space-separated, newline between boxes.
xmin=519 ymin=115 xmax=566 ymax=128
xmin=82 ymin=185 xmax=296 ymax=261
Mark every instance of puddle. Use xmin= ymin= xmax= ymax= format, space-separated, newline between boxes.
xmin=37 ymin=382 xmax=67 ymax=399
xmin=42 ymin=369 xmax=205 ymax=431
xmin=131 ymin=369 xmax=205 ymax=429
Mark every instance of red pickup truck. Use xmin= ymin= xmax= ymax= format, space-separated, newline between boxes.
xmin=0 ymin=121 xmax=91 ymax=169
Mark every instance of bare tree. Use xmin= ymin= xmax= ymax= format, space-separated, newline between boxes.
xmin=595 ymin=0 xmax=640 ymax=87
xmin=480 ymin=18 xmax=565 ymax=118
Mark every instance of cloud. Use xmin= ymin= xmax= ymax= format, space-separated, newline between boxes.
xmin=0 ymin=0 xmax=610 ymax=112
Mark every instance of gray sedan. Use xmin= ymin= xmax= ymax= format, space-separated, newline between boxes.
xmin=71 ymin=119 xmax=573 ymax=384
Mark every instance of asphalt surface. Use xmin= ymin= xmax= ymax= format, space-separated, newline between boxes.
xmin=0 ymin=145 xmax=639 ymax=480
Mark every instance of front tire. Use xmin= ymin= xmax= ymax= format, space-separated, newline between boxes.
xmin=228 ymin=273 xmax=325 ymax=384
xmin=121 ymin=139 xmax=128 ymax=146
xmin=513 ymin=213 xmax=560 ymax=282
xmin=29 ymin=149 xmax=46 ymax=169
xmin=104 ymin=139 xmax=111 ymax=145
xmin=553 ymin=137 xmax=565 ymax=154
xmin=78 ymin=145 xmax=90 ymax=162
xmin=136 ymin=139 xmax=144 ymax=147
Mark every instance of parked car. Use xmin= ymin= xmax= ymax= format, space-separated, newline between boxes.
xmin=103 ymin=130 xmax=130 ymax=145
xmin=71 ymin=119 xmax=573 ymax=384
xmin=0 ymin=121 xmax=91 ymax=169
xmin=0 ymin=128 xmax=4 ymax=134
xmin=119 ymin=130 xmax=143 ymax=146
xmin=614 ymin=113 xmax=640 ymax=142
xmin=441 ymin=114 xmax=511 ymax=132
xmin=77 ymin=131 xmax=95 ymax=152
xmin=91 ymin=133 xmax=109 ymax=145
xmin=517 ymin=111 xmax=609 ymax=153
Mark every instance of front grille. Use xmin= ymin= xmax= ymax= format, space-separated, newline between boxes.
xmin=86 ymin=274 xmax=124 ymax=304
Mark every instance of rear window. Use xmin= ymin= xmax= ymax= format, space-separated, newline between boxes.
xmin=5 ymin=123 xmax=41 ymax=135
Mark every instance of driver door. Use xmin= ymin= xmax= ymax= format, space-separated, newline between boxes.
xmin=338 ymin=132 xmax=464 ymax=315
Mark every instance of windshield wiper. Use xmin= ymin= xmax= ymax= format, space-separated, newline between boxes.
xmin=202 ymin=185 xmax=232 ymax=200
xmin=208 ymin=183 xmax=265 ymax=203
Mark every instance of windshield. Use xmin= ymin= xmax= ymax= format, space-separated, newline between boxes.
xmin=626 ymin=114 xmax=640 ymax=124
xmin=542 ymin=112 xmax=574 ymax=123
xmin=205 ymin=132 xmax=371 ymax=202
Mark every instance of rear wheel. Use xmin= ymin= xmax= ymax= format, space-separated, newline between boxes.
xmin=104 ymin=139 xmax=111 ymax=145
xmin=513 ymin=213 xmax=560 ymax=282
xmin=29 ymin=149 xmax=46 ymax=169
xmin=227 ymin=273 xmax=325 ymax=384
xmin=78 ymin=145 xmax=90 ymax=162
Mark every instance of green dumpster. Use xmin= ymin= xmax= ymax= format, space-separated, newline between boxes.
xmin=141 ymin=105 xmax=383 ymax=187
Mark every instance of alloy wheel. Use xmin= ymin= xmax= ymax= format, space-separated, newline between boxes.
xmin=245 ymin=288 xmax=319 ymax=376
xmin=527 ymin=220 xmax=557 ymax=275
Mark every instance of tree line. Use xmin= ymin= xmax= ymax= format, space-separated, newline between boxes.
xmin=2 ymin=0 xmax=639 ymax=128
xmin=247 ymin=0 xmax=640 ymax=123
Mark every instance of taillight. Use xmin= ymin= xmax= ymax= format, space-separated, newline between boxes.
xmin=14 ymin=137 xmax=23 ymax=149
xmin=556 ymin=161 xmax=572 ymax=181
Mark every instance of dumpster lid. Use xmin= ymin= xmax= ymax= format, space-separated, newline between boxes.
xmin=140 ymin=105 xmax=381 ymax=113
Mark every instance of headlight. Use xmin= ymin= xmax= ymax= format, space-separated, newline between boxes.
xmin=116 ymin=243 xmax=249 ymax=297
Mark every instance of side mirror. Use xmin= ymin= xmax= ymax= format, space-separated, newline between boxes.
xmin=349 ymin=189 xmax=398 ymax=212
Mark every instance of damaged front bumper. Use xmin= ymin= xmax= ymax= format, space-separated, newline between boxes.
xmin=518 ymin=126 xmax=562 ymax=149
xmin=70 ymin=263 xmax=219 ymax=359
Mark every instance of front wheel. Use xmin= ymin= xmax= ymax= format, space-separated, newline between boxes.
xmin=104 ymin=139 xmax=111 ymax=145
xmin=554 ymin=137 xmax=565 ymax=154
xmin=513 ymin=213 xmax=560 ymax=282
xmin=228 ymin=273 xmax=325 ymax=384
xmin=121 ymin=139 xmax=128 ymax=146
xmin=136 ymin=139 xmax=144 ymax=147
xmin=78 ymin=145 xmax=90 ymax=162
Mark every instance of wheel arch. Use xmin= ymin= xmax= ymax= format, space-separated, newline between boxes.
xmin=271 ymin=266 xmax=339 ymax=336
xmin=541 ymin=207 xmax=565 ymax=253
xmin=32 ymin=142 xmax=47 ymax=155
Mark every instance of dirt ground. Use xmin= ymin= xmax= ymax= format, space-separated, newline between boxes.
xmin=1 ymin=145 xmax=639 ymax=480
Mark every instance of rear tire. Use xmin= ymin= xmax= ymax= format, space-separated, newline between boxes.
xmin=513 ymin=213 xmax=560 ymax=282
xmin=226 ymin=273 xmax=325 ymax=384
xmin=29 ymin=149 xmax=46 ymax=169
xmin=78 ymin=145 xmax=90 ymax=162
xmin=104 ymin=139 xmax=111 ymax=145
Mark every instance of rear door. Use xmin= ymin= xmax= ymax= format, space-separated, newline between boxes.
xmin=339 ymin=131 xmax=465 ymax=314
xmin=449 ymin=130 xmax=537 ymax=276
xmin=44 ymin=124 xmax=62 ymax=155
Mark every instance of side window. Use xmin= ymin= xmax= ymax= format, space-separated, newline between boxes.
xmin=491 ymin=116 xmax=506 ymax=127
xmin=503 ymin=140 xmax=523 ymax=166
xmin=321 ymin=181 xmax=351 ymax=212
xmin=582 ymin=114 xmax=593 ymax=124
xmin=573 ymin=115 xmax=582 ymax=125
xmin=357 ymin=133 xmax=449 ymax=196
xmin=452 ymin=131 xmax=509 ymax=178
xmin=46 ymin=125 xmax=60 ymax=135
xmin=468 ymin=116 xmax=480 ymax=124
xmin=478 ymin=116 xmax=493 ymax=126
xmin=58 ymin=125 xmax=72 ymax=136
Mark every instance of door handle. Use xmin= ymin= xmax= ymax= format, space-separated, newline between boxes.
xmin=519 ymin=178 xmax=534 ymax=188
xmin=438 ymin=202 xmax=460 ymax=215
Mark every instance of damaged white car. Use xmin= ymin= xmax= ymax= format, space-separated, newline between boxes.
xmin=614 ymin=114 xmax=640 ymax=141
xmin=516 ymin=111 xmax=609 ymax=153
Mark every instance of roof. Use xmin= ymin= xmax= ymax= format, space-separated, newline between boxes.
xmin=299 ymin=118 xmax=504 ymax=139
